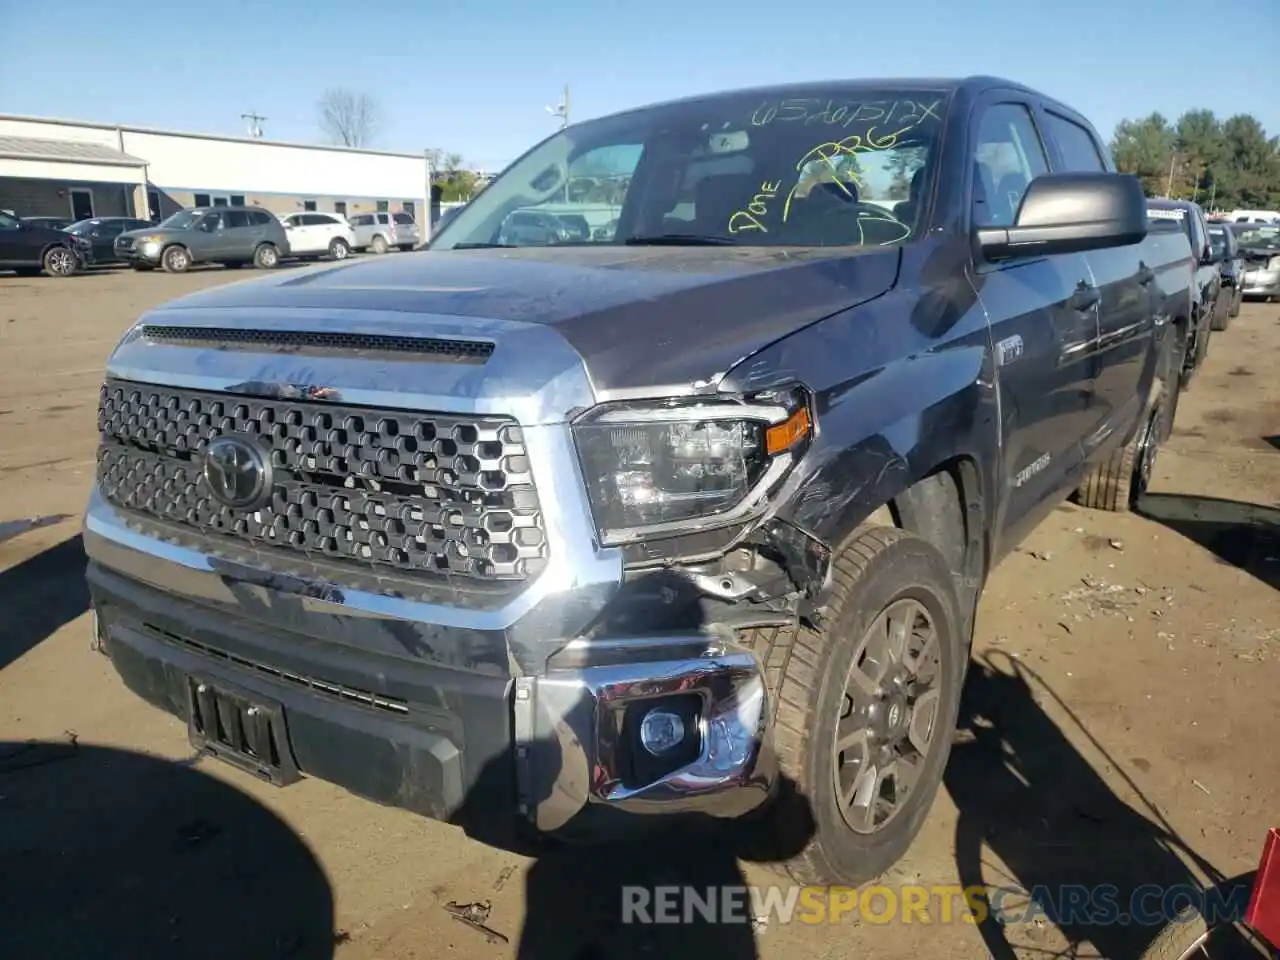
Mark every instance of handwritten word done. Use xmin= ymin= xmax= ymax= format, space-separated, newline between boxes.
xmin=728 ymin=180 xmax=783 ymax=234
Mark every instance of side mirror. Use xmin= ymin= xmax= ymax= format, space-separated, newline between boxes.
xmin=1200 ymin=247 xmax=1220 ymax=266
xmin=976 ymin=172 xmax=1148 ymax=261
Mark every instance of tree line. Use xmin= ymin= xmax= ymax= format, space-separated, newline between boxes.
xmin=1110 ymin=110 xmax=1280 ymax=210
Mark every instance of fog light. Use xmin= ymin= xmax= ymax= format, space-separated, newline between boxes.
xmin=639 ymin=708 xmax=686 ymax=756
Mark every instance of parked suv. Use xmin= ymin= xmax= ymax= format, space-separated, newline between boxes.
xmin=279 ymin=212 xmax=357 ymax=261
xmin=0 ymin=210 xmax=81 ymax=277
xmin=115 ymin=206 xmax=290 ymax=273
xmin=66 ymin=216 xmax=153 ymax=266
xmin=87 ymin=76 xmax=1191 ymax=889
xmin=1146 ymin=200 xmax=1225 ymax=381
xmin=349 ymin=211 xmax=419 ymax=253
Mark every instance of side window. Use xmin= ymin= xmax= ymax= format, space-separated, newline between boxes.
xmin=224 ymin=209 xmax=250 ymax=229
xmin=1044 ymin=112 xmax=1107 ymax=173
xmin=313 ymin=214 xmax=338 ymax=226
xmin=972 ymin=103 xmax=1049 ymax=228
xmin=198 ymin=212 xmax=222 ymax=232
xmin=377 ymin=213 xmax=389 ymax=224
xmin=0 ymin=212 xmax=20 ymax=231
xmin=401 ymin=201 xmax=415 ymax=218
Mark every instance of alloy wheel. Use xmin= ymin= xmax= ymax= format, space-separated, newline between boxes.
xmin=832 ymin=598 xmax=943 ymax=834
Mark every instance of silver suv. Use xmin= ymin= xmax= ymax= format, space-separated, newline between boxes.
xmin=349 ymin=211 xmax=420 ymax=253
xmin=115 ymin=206 xmax=290 ymax=273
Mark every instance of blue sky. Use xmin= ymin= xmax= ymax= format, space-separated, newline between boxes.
xmin=2 ymin=0 xmax=1276 ymax=171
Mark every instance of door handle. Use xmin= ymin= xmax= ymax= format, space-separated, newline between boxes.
xmin=1137 ymin=265 xmax=1156 ymax=286
xmin=1068 ymin=285 xmax=1100 ymax=312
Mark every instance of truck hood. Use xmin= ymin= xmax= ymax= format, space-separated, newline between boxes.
xmin=151 ymin=245 xmax=900 ymax=393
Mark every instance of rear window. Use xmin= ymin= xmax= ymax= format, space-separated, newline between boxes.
xmin=1147 ymin=205 xmax=1190 ymax=239
xmin=393 ymin=212 xmax=415 ymax=225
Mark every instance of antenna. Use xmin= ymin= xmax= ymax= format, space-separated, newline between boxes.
xmin=241 ymin=111 xmax=267 ymax=138
xmin=545 ymin=85 xmax=570 ymax=129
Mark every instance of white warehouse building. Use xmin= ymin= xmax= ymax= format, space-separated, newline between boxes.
xmin=0 ymin=114 xmax=431 ymax=225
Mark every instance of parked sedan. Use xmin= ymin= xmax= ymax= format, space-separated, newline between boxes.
xmin=65 ymin=217 xmax=153 ymax=266
xmin=279 ymin=212 xmax=356 ymax=260
xmin=1228 ymin=223 xmax=1280 ymax=302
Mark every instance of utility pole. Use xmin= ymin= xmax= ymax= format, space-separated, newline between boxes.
xmin=241 ymin=111 xmax=267 ymax=138
xmin=1165 ymin=152 xmax=1177 ymax=199
xmin=546 ymin=85 xmax=570 ymax=130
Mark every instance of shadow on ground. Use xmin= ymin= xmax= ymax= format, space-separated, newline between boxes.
xmin=0 ymin=741 xmax=336 ymax=960
xmin=0 ymin=533 xmax=89 ymax=671
xmin=946 ymin=651 xmax=1234 ymax=959
xmin=1136 ymin=492 xmax=1280 ymax=591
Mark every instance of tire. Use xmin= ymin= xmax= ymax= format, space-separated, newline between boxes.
xmin=1137 ymin=874 xmax=1264 ymax=960
xmin=253 ymin=244 xmax=279 ymax=269
xmin=370 ymin=234 xmax=388 ymax=255
xmin=1229 ymin=288 xmax=1242 ymax=318
xmin=42 ymin=245 xmax=78 ymax=277
xmin=742 ymin=526 xmax=965 ymax=886
xmin=328 ymin=238 xmax=351 ymax=261
xmin=1076 ymin=381 xmax=1166 ymax=513
xmin=161 ymin=245 xmax=191 ymax=274
xmin=1211 ymin=299 xmax=1230 ymax=331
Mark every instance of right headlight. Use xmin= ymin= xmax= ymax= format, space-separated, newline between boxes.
xmin=571 ymin=388 xmax=813 ymax=545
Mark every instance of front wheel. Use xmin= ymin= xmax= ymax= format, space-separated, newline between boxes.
xmin=745 ymin=527 xmax=965 ymax=886
xmin=328 ymin=238 xmax=350 ymax=261
xmin=43 ymin=245 xmax=78 ymax=277
xmin=161 ymin=245 xmax=190 ymax=274
xmin=253 ymin=244 xmax=279 ymax=269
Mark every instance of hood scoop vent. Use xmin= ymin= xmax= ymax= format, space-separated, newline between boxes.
xmin=140 ymin=325 xmax=494 ymax=364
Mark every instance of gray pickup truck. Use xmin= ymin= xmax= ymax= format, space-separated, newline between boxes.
xmin=85 ymin=76 xmax=1192 ymax=886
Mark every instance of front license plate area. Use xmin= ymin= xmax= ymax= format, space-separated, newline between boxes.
xmin=186 ymin=676 xmax=301 ymax=786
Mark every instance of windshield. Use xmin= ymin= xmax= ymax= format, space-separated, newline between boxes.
xmin=1230 ymin=224 xmax=1280 ymax=249
xmin=431 ymin=86 xmax=949 ymax=250
xmin=66 ymin=219 xmax=99 ymax=235
xmin=158 ymin=210 xmax=203 ymax=230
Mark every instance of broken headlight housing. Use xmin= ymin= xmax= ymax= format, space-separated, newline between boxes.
xmin=572 ymin=388 xmax=813 ymax=545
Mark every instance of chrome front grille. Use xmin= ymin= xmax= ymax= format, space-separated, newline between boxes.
xmin=96 ymin=378 xmax=549 ymax=582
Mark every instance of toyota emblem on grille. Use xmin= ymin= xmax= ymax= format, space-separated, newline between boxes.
xmin=203 ymin=435 xmax=271 ymax=509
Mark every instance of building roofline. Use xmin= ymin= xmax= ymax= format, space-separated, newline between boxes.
xmin=0 ymin=113 xmax=426 ymax=160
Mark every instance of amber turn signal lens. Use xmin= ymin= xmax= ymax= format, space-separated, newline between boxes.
xmin=765 ymin=406 xmax=811 ymax=455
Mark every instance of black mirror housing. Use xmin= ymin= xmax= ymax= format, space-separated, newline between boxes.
xmin=976 ymin=172 xmax=1148 ymax=261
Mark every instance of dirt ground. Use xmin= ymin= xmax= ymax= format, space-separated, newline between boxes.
xmin=1 ymin=266 xmax=1277 ymax=960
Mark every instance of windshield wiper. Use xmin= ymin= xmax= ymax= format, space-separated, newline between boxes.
xmin=624 ymin=233 xmax=738 ymax=246
xmin=452 ymin=242 xmax=518 ymax=249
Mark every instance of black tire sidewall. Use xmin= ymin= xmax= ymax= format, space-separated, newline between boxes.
xmin=798 ymin=536 xmax=964 ymax=883
xmin=43 ymin=245 xmax=76 ymax=276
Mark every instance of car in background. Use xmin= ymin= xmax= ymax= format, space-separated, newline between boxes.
xmin=65 ymin=217 xmax=153 ymax=266
xmin=279 ymin=212 xmax=357 ymax=261
xmin=1229 ymin=222 xmax=1280 ymax=302
xmin=21 ymin=215 xmax=74 ymax=231
xmin=1206 ymin=222 xmax=1244 ymax=326
xmin=1146 ymin=199 xmax=1226 ymax=381
xmin=114 ymin=206 xmax=290 ymax=273
xmin=0 ymin=210 xmax=81 ymax=277
xmin=1225 ymin=209 xmax=1280 ymax=224
xmin=349 ymin=212 xmax=419 ymax=253
xmin=496 ymin=209 xmax=573 ymax=246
